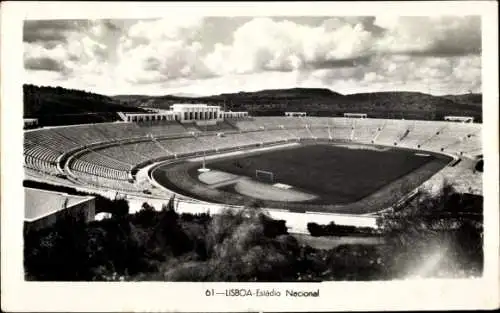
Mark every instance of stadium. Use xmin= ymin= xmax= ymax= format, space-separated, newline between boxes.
xmin=10 ymin=7 xmax=492 ymax=293
xmin=23 ymin=105 xmax=482 ymax=233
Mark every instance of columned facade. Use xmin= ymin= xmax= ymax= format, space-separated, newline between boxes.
xmin=122 ymin=104 xmax=249 ymax=124
xmin=123 ymin=111 xmax=179 ymax=122
xmin=223 ymin=111 xmax=249 ymax=119
xmin=171 ymin=104 xmax=223 ymax=123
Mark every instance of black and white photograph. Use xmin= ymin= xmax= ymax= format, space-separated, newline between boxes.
xmin=1 ymin=1 xmax=499 ymax=312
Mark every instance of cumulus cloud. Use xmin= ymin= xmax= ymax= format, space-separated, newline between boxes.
xmin=24 ymin=19 xmax=114 ymax=82
xmin=24 ymin=57 xmax=66 ymax=72
xmin=23 ymin=16 xmax=482 ymax=96
xmin=374 ymin=16 xmax=481 ymax=56
xmin=205 ymin=16 xmax=480 ymax=77
xmin=116 ymin=17 xmax=213 ymax=84
xmin=23 ymin=20 xmax=81 ymax=44
xmin=204 ymin=17 xmax=378 ymax=76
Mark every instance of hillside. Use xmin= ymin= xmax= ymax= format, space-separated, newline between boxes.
xmin=443 ymin=94 xmax=482 ymax=107
xmin=23 ymin=84 xmax=482 ymax=125
xmin=24 ymin=84 xmax=147 ymax=126
xmin=113 ymin=88 xmax=482 ymax=122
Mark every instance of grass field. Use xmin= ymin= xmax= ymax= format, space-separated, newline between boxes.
xmin=206 ymin=144 xmax=441 ymax=205
xmin=153 ymin=142 xmax=452 ymax=213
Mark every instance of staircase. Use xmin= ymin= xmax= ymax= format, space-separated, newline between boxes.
xmin=117 ymin=112 xmax=128 ymax=122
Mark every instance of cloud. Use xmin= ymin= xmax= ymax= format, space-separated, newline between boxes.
xmin=24 ymin=57 xmax=66 ymax=72
xmin=116 ymin=17 xmax=213 ymax=84
xmin=204 ymin=16 xmax=481 ymax=77
xmin=24 ymin=19 xmax=113 ymax=81
xmin=23 ymin=16 xmax=482 ymax=96
xmin=204 ymin=17 xmax=378 ymax=76
xmin=23 ymin=20 xmax=81 ymax=44
xmin=374 ymin=16 xmax=481 ymax=57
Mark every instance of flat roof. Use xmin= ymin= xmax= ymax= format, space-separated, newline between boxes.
xmin=123 ymin=112 xmax=176 ymax=116
xmin=25 ymin=188 xmax=95 ymax=222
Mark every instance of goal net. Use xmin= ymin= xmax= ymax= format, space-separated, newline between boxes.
xmin=255 ymin=170 xmax=274 ymax=183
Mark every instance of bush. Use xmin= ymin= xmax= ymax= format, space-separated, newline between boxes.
xmin=307 ymin=222 xmax=376 ymax=237
xmin=24 ymin=181 xmax=483 ymax=281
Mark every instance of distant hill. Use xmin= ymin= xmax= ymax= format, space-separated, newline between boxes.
xmin=113 ymin=88 xmax=482 ymax=122
xmin=23 ymin=84 xmax=482 ymax=125
xmin=24 ymin=84 xmax=147 ymax=126
xmin=442 ymin=94 xmax=482 ymax=107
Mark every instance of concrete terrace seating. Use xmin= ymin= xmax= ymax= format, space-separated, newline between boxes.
xmin=73 ymin=170 xmax=137 ymax=191
xmin=420 ymin=125 xmax=462 ymax=151
xmin=330 ymin=126 xmax=352 ymax=141
xmin=231 ymin=118 xmax=263 ymax=131
xmin=136 ymin=120 xmax=188 ymax=137
xmin=78 ymin=151 xmax=132 ymax=171
xmin=443 ymin=130 xmax=482 ymax=155
xmin=351 ymin=119 xmax=384 ymax=143
xmin=374 ymin=120 xmax=408 ymax=146
xmin=397 ymin=121 xmax=444 ymax=149
xmin=307 ymin=127 xmax=330 ymax=139
xmin=128 ymin=140 xmax=171 ymax=159
xmin=197 ymin=132 xmax=261 ymax=151
xmin=24 ymin=155 xmax=59 ymax=175
xmin=300 ymin=117 xmax=333 ymax=128
xmin=71 ymin=159 xmax=129 ymax=181
xmin=279 ymin=126 xmax=301 ymax=139
xmin=25 ymin=130 xmax=80 ymax=153
xmin=23 ymin=144 xmax=61 ymax=174
xmin=197 ymin=120 xmax=238 ymax=132
xmin=260 ymin=129 xmax=291 ymax=142
xmin=291 ymin=126 xmax=316 ymax=139
xmin=157 ymin=136 xmax=204 ymax=155
xmin=51 ymin=122 xmax=144 ymax=145
xmin=24 ymin=117 xmax=482 ymax=194
xmin=96 ymin=144 xmax=149 ymax=165
xmin=240 ymin=131 xmax=268 ymax=143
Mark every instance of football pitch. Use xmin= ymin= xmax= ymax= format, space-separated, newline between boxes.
xmin=153 ymin=142 xmax=452 ymax=213
xmin=205 ymin=143 xmax=447 ymax=205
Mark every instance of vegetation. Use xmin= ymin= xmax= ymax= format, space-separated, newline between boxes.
xmin=24 ymin=182 xmax=482 ymax=281
xmin=23 ymin=84 xmax=146 ymax=126
xmin=307 ymin=222 xmax=378 ymax=237
xmin=23 ymin=84 xmax=482 ymax=125
xmin=114 ymin=88 xmax=482 ymax=122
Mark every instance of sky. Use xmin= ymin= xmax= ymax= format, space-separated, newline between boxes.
xmin=23 ymin=16 xmax=481 ymax=96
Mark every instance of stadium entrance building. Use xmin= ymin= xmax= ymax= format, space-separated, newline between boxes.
xmin=122 ymin=111 xmax=179 ymax=122
xmin=121 ymin=104 xmax=248 ymax=125
xmin=344 ymin=113 xmax=367 ymax=119
xmin=285 ymin=112 xmax=307 ymax=117
xmin=444 ymin=116 xmax=474 ymax=123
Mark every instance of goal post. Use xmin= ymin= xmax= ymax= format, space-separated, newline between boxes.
xmin=255 ymin=169 xmax=274 ymax=183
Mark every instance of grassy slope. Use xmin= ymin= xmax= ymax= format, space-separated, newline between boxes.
xmin=24 ymin=84 xmax=482 ymax=122
xmin=113 ymin=89 xmax=482 ymax=121
xmin=24 ymin=84 xmax=147 ymax=118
